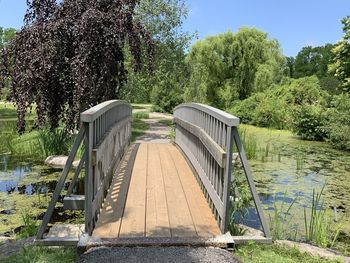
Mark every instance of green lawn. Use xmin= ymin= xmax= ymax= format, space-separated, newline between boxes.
xmin=0 ymin=246 xmax=77 ymax=263
xmin=235 ymin=243 xmax=344 ymax=263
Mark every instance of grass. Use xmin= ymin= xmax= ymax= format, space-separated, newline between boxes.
xmin=132 ymin=111 xmax=150 ymax=120
xmin=235 ymin=242 xmax=343 ymax=263
xmin=0 ymin=246 xmax=78 ymax=263
xmin=131 ymin=112 xmax=150 ymax=141
xmin=0 ymin=102 xmax=76 ymax=158
xmin=15 ymin=213 xmax=39 ymax=240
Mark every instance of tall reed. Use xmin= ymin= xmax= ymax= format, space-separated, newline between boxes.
xmin=239 ymin=128 xmax=258 ymax=160
xmin=269 ymin=191 xmax=299 ymax=240
xmin=303 ymin=185 xmax=341 ymax=247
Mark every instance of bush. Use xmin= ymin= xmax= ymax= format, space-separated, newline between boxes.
xmin=229 ymin=93 xmax=264 ymax=124
xmin=253 ymin=98 xmax=290 ymax=129
xmin=327 ymin=94 xmax=350 ymax=150
xmin=292 ymin=104 xmax=329 ymax=141
xmin=230 ymin=76 xmax=329 ymax=133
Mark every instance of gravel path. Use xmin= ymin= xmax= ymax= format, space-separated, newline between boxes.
xmin=134 ymin=114 xmax=172 ymax=144
xmin=77 ymin=246 xmax=242 ymax=263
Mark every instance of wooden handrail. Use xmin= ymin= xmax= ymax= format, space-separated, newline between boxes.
xmin=37 ymin=100 xmax=132 ymax=239
xmin=174 ymin=103 xmax=270 ymax=237
xmin=83 ymin=100 xmax=132 ymax=235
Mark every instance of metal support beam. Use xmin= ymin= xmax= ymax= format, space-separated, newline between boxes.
xmin=232 ymin=127 xmax=271 ymax=238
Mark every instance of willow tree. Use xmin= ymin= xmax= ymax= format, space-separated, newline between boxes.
xmin=185 ymin=28 xmax=284 ymax=108
xmin=0 ymin=0 xmax=153 ymax=133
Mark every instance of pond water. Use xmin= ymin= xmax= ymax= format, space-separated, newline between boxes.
xmin=0 ymin=154 xmax=84 ymax=234
xmin=238 ymin=124 xmax=350 ymax=239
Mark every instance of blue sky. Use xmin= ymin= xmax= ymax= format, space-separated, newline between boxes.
xmin=0 ymin=0 xmax=349 ymax=56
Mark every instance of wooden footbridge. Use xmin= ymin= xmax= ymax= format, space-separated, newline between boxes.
xmin=36 ymin=100 xmax=271 ymax=249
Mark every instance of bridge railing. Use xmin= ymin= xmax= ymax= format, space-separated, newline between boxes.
xmin=174 ymin=103 xmax=270 ymax=237
xmin=81 ymin=100 xmax=132 ymax=235
xmin=37 ymin=100 xmax=132 ymax=239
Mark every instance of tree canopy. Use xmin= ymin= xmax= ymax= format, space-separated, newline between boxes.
xmin=294 ymin=44 xmax=335 ymax=79
xmin=329 ymin=16 xmax=350 ymax=93
xmin=0 ymin=0 xmax=153 ymax=133
xmin=0 ymin=27 xmax=16 ymax=49
xmin=184 ymin=28 xmax=284 ymax=108
xmin=120 ymin=0 xmax=192 ymax=112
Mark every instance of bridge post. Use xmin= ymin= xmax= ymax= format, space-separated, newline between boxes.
xmin=221 ymin=126 xmax=234 ymax=232
xmin=84 ymin=121 xmax=94 ymax=235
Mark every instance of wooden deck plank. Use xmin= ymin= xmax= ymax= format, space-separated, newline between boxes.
xmin=92 ymin=144 xmax=138 ymax=238
xmin=167 ymin=144 xmax=221 ymax=237
xmin=119 ymin=144 xmax=148 ymax=237
xmin=158 ymin=144 xmax=197 ymax=237
xmin=145 ymin=144 xmax=171 ymax=237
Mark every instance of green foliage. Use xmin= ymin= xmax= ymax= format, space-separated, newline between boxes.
xmin=120 ymin=0 xmax=192 ymax=112
xmin=294 ymin=44 xmax=335 ymax=79
xmin=229 ymin=170 xmax=251 ymax=236
xmin=292 ymin=104 xmax=329 ymax=141
xmin=16 ymin=213 xmax=39 ymax=240
xmin=132 ymin=111 xmax=150 ymax=120
xmin=131 ymin=119 xmax=150 ymax=141
xmin=329 ymin=16 xmax=350 ymax=93
xmin=303 ymin=186 xmax=341 ymax=248
xmin=230 ymin=93 xmax=264 ymax=124
xmin=239 ymin=128 xmax=258 ymax=160
xmin=0 ymin=27 xmax=16 ymax=49
xmin=38 ymin=128 xmax=73 ymax=157
xmin=0 ymin=246 xmax=77 ymax=263
xmin=231 ymin=76 xmax=327 ymax=131
xmin=253 ymin=98 xmax=289 ymax=129
xmin=327 ymin=93 xmax=350 ymax=151
xmin=269 ymin=192 xmax=299 ymax=240
xmin=235 ymin=242 xmax=343 ymax=263
xmin=185 ymin=28 xmax=284 ymax=108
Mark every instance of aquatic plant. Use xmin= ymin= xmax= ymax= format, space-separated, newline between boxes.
xmin=269 ymin=191 xmax=299 ymax=240
xmin=38 ymin=128 xmax=73 ymax=157
xmin=303 ymin=185 xmax=341 ymax=248
xmin=239 ymin=128 xmax=258 ymax=160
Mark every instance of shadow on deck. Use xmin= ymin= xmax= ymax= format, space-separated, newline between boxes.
xmin=92 ymin=143 xmax=221 ymax=240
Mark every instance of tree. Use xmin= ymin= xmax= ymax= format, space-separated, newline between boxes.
xmin=0 ymin=27 xmax=16 ymax=100
xmin=185 ymin=28 xmax=284 ymax=108
xmin=284 ymin=56 xmax=295 ymax=78
xmin=120 ymin=0 xmax=192 ymax=112
xmin=0 ymin=27 xmax=16 ymax=49
xmin=0 ymin=0 xmax=153 ymax=133
xmin=294 ymin=44 xmax=335 ymax=79
xmin=329 ymin=16 xmax=350 ymax=93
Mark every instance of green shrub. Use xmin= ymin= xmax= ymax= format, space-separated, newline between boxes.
xmin=287 ymin=76 xmax=326 ymax=105
xmin=253 ymin=98 xmax=290 ymax=129
xmin=327 ymin=93 xmax=350 ymax=151
xmin=292 ymin=104 xmax=329 ymax=141
xmin=229 ymin=92 xmax=265 ymax=124
xmin=230 ymin=76 xmax=327 ymax=131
